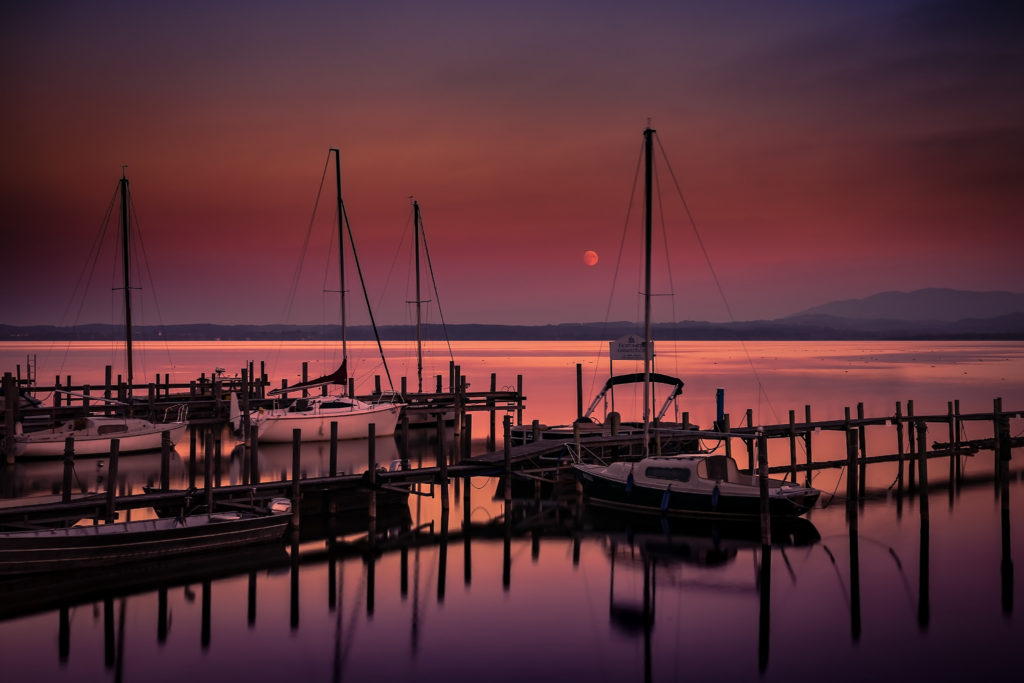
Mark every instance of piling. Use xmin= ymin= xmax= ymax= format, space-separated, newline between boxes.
xmin=160 ymin=430 xmax=171 ymax=491
xmin=488 ymin=373 xmax=497 ymax=451
xmin=301 ymin=362 xmax=309 ymax=398
xmin=503 ymin=415 xmax=512 ymax=507
xmin=895 ymin=402 xmax=905 ymax=490
xmin=462 ymin=413 xmax=473 ymax=462
xmin=788 ymin=410 xmax=797 ymax=481
xmin=746 ymin=408 xmax=754 ymax=471
xmin=2 ymin=373 xmax=16 ymax=464
xmin=188 ymin=428 xmax=197 ymax=489
xmin=803 ymin=405 xmax=813 ymax=487
xmin=291 ymin=429 xmax=301 ymax=529
xmin=757 ymin=432 xmax=770 ymax=546
xmin=367 ymin=423 xmax=377 ymax=538
xmin=437 ymin=412 xmax=449 ymax=511
xmin=721 ymin=414 xmax=732 ymax=460
xmin=205 ymin=430 xmax=214 ymax=512
xmin=609 ymin=412 xmax=621 ymax=437
xmin=105 ymin=438 xmax=120 ymax=523
xmin=917 ymin=422 xmax=929 ymax=522
xmin=62 ymin=437 xmax=74 ymax=504
xmin=846 ymin=428 xmax=858 ymax=524
xmin=329 ymin=422 xmax=338 ymax=476
xmin=947 ymin=402 xmax=957 ymax=489
xmin=516 ymin=374 xmax=524 ymax=425
xmin=250 ymin=424 xmax=260 ymax=484
xmin=576 ymin=363 xmax=583 ymax=420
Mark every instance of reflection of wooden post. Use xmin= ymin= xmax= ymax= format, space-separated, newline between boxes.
xmin=368 ymin=423 xmax=377 ymax=537
xmin=188 ymin=428 xmax=197 ymax=489
xmin=205 ymin=430 xmax=214 ymax=512
xmin=437 ymin=413 xmax=448 ymax=511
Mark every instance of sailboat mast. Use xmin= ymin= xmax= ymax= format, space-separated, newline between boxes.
xmin=120 ymin=170 xmax=134 ymax=413
xmin=413 ymin=200 xmax=424 ymax=393
xmin=642 ymin=127 xmax=654 ymax=457
xmin=332 ymin=148 xmax=348 ymax=369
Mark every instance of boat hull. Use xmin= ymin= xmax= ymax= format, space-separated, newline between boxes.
xmin=252 ymin=403 xmax=402 ymax=442
xmin=0 ymin=513 xmax=290 ymax=576
xmin=14 ymin=422 xmax=188 ymax=458
xmin=574 ymin=465 xmax=819 ymax=519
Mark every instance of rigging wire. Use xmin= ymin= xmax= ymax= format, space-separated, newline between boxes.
xmin=655 ymin=135 xmax=783 ymax=426
xmin=418 ymin=208 xmax=456 ymax=363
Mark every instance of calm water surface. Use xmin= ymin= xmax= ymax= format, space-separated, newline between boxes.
xmin=0 ymin=340 xmax=1021 ymax=682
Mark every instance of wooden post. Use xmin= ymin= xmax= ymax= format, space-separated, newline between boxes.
xmin=947 ymin=401 xmax=957 ymax=489
xmin=401 ymin=375 xmax=407 ymax=397
xmin=301 ymin=362 xmax=309 ymax=398
xmin=241 ymin=369 xmax=251 ymax=445
xmin=954 ymin=399 xmax=962 ymax=480
xmin=895 ymin=401 xmax=905 ymax=490
xmin=745 ymin=408 xmax=754 ymax=471
xmin=907 ymin=400 xmax=916 ymax=453
xmin=917 ymin=422 xmax=929 ymax=522
xmin=609 ymin=412 xmax=621 ymax=437
xmin=788 ymin=409 xmax=797 ymax=482
xmin=803 ymin=405 xmax=813 ymax=487
xmin=188 ymin=427 xmax=197 ymax=489
xmin=374 ymin=374 xmax=381 ymax=396
xmin=329 ymin=421 xmax=338 ymax=476
xmin=722 ymin=414 xmax=732 ymax=460
xmin=436 ymin=374 xmax=442 ymax=392
xmin=250 ymin=424 xmax=260 ymax=484
xmin=290 ymin=428 xmax=301 ymax=530
xmin=160 ymin=429 xmax=171 ymax=491
xmin=516 ymin=374 xmax=524 ymax=426
xmin=857 ymin=402 xmax=867 ymax=461
xmin=489 ymin=373 xmax=497 ymax=451
xmin=367 ymin=422 xmax=377 ymax=537
xmin=757 ymin=432 xmax=771 ymax=546
xmin=82 ymin=385 xmax=91 ymax=413
xmin=104 ymin=365 xmax=112 ymax=405
xmin=148 ymin=383 xmax=156 ymax=418
xmin=436 ymin=413 xmax=448 ymax=511
xmin=202 ymin=430 xmax=214 ymax=512
xmin=105 ymin=438 xmax=120 ymax=523
xmin=504 ymin=414 xmax=512 ymax=507
xmin=62 ymin=437 xmax=74 ymax=504
xmin=846 ymin=427 xmax=858 ymax=523
xmin=576 ymin=363 xmax=583 ymax=421
xmin=54 ymin=374 xmax=61 ymax=408
xmin=463 ymin=412 xmax=473 ymax=462
xmin=213 ymin=377 xmax=222 ymax=418
xmin=993 ymin=397 xmax=1003 ymax=485
xmin=400 ymin=411 xmax=410 ymax=469
xmin=2 ymin=373 xmax=17 ymax=465
xmin=260 ymin=361 xmax=266 ymax=399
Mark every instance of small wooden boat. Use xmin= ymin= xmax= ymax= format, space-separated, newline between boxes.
xmin=574 ymin=454 xmax=820 ymax=519
xmin=14 ymin=416 xmax=187 ymax=458
xmin=0 ymin=508 xmax=290 ymax=576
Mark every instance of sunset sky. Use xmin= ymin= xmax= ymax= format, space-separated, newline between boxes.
xmin=2 ymin=0 xmax=1021 ymax=329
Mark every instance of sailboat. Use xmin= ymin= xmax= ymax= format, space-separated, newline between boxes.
xmin=15 ymin=171 xmax=188 ymax=459
xmin=572 ymin=128 xmax=820 ymax=518
xmin=244 ymin=149 xmax=403 ymax=443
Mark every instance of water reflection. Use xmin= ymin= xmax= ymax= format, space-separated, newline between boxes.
xmin=0 ymin=460 xmax=1020 ymax=681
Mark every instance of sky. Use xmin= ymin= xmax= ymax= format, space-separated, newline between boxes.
xmin=2 ymin=0 xmax=1022 ymax=328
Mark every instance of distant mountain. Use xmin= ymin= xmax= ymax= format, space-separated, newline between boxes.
xmin=790 ymin=288 xmax=1024 ymax=322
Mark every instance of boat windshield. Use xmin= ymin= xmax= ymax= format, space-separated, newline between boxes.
xmin=697 ymin=455 xmax=740 ymax=482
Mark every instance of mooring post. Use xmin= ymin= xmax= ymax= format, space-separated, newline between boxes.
xmin=954 ymin=399 xmax=962 ymax=480
xmin=846 ymin=427 xmax=859 ymax=523
xmin=917 ymin=421 xmax=929 ymax=522
xmin=82 ymin=385 xmax=90 ymax=413
xmin=463 ymin=412 xmax=473 ymax=462
xmin=241 ymin=368 xmax=251 ymax=445
xmin=453 ymin=368 xmax=462 ymax=444
xmin=250 ymin=424 xmax=260 ymax=484
xmin=2 ymin=372 xmax=17 ymax=465
xmin=504 ymin=414 xmax=512 ymax=507
xmin=62 ymin=437 xmax=75 ymax=504
xmin=301 ymin=362 xmax=309 ymax=398
xmin=722 ymin=413 xmax=732 ymax=460
xmin=895 ymin=401 xmax=905 ymax=490
xmin=745 ymin=409 xmax=754 ymax=471
xmin=576 ymin=363 xmax=583 ymax=421
xmin=992 ymin=397 xmax=1003 ymax=486
xmin=516 ymin=374 xmax=524 ymax=425
xmin=104 ymin=365 xmax=112 ymax=412
xmin=188 ymin=427 xmax=197 ymax=489
xmin=148 ymin=383 xmax=156 ymax=418
xmin=788 ymin=410 xmax=797 ymax=482
xmin=947 ymin=401 xmax=957 ymax=489
xmin=400 ymin=375 xmax=407 ymax=397
xmin=160 ymin=430 xmax=171 ymax=491
xmin=400 ymin=411 xmax=410 ymax=469
xmin=489 ymin=373 xmax=497 ymax=451
xmin=907 ymin=400 xmax=916 ymax=454
xmin=757 ymin=432 xmax=771 ymax=546
xmin=609 ymin=412 xmax=620 ymax=437
xmin=804 ymin=405 xmax=813 ymax=487
xmin=105 ymin=438 xmax=120 ymax=523
xmin=436 ymin=374 xmax=442 ymax=392
xmin=374 ymin=375 xmax=381 ymax=396
xmin=368 ymin=423 xmax=377 ymax=537
xmin=291 ymin=428 xmax=301 ymax=530
xmin=329 ymin=421 xmax=338 ymax=476
xmin=437 ymin=412 xmax=449 ymax=510
xmin=204 ymin=430 xmax=214 ymax=512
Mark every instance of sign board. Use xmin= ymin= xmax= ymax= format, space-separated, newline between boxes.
xmin=609 ymin=335 xmax=652 ymax=361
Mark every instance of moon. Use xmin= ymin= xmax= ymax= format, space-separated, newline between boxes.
xmin=583 ymin=250 xmax=599 ymax=266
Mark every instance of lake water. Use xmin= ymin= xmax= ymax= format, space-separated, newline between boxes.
xmin=0 ymin=340 xmax=1021 ymax=682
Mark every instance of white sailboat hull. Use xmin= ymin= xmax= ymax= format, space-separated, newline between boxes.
xmin=251 ymin=401 xmax=403 ymax=442
xmin=15 ymin=420 xmax=188 ymax=459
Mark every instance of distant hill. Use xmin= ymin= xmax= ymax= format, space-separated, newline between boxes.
xmin=2 ymin=290 xmax=1022 ymax=341
xmin=790 ymin=288 xmax=1024 ymax=322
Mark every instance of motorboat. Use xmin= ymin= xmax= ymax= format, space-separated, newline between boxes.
xmin=574 ymin=453 xmax=819 ymax=518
